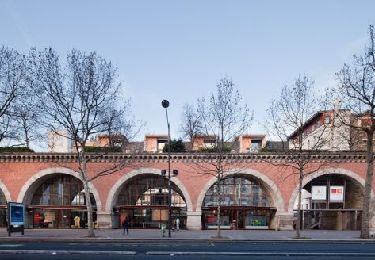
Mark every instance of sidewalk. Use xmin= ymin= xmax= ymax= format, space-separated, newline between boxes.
xmin=0 ymin=228 xmax=371 ymax=242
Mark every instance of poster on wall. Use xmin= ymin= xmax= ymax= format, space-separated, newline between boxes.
xmin=312 ymin=186 xmax=327 ymax=201
xmin=8 ymin=202 xmax=25 ymax=225
xmin=329 ymin=185 xmax=344 ymax=202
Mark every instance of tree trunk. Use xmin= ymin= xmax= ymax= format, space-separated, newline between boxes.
xmin=216 ymin=170 xmax=221 ymax=238
xmin=84 ymin=181 xmax=95 ymax=237
xmin=295 ymin=130 xmax=304 ymax=239
xmin=296 ymin=167 xmax=303 ymax=239
xmin=78 ymin=151 xmax=95 ymax=237
xmin=361 ymin=130 xmax=374 ymax=239
xmin=22 ymin=118 xmax=30 ymax=148
xmin=214 ymin=123 xmax=226 ymax=238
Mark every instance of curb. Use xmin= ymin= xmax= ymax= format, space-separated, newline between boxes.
xmin=0 ymin=250 xmax=136 ymax=255
xmin=1 ymin=237 xmax=375 ymax=243
xmin=146 ymin=251 xmax=375 ymax=256
xmin=1 ymin=249 xmax=375 ymax=256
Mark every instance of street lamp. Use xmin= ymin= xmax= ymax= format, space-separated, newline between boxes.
xmin=161 ymin=99 xmax=172 ymax=238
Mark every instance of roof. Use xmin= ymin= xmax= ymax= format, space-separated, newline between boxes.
xmin=240 ymin=134 xmax=266 ymax=138
xmin=287 ymin=111 xmax=326 ymax=140
xmin=144 ymin=134 xmax=168 ymax=139
xmin=287 ymin=109 xmax=351 ymax=140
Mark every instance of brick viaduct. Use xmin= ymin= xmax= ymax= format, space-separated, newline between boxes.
xmin=0 ymin=152 xmax=374 ymax=230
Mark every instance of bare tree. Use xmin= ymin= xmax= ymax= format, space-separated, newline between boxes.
xmin=13 ymin=103 xmax=43 ymax=149
xmin=336 ymin=25 xmax=375 ymax=239
xmin=180 ymin=103 xmax=203 ymax=150
xmin=12 ymin=58 xmax=44 ymax=149
xmin=265 ymin=75 xmax=329 ymax=238
xmin=100 ymin=100 xmax=144 ymax=150
xmin=0 ymin=46 xmax=26 ymax=144
xmin=196 ymin=77 xmax=253 ymax=238
xmin=32 ymin=47 xmax=128 ymax=237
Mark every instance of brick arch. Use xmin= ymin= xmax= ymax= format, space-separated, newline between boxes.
xmin=0 ymin=180 xmax=11 ymax=202
xmin=105 ymin=168 xmax=193 ymax=212
xmin=196 ymin=168 xmax=285 ymax=212
xmin=287 ymin=168 xmax=372 ymax=213
xmin=17 ymin=167 xmax=102 ymax=211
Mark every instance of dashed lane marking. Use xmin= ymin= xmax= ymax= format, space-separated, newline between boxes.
xmin=0 ymin=244 xmax=24 ymax=248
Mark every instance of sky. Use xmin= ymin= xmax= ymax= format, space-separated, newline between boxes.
xmin=1 ymin=0 xmax=375 ymax=143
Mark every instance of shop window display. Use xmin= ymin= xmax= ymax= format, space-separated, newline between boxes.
xmin=115 ymin=174 xmax=187 ymax=229
xmin=202 ymin=176 xmax=275 ymax=230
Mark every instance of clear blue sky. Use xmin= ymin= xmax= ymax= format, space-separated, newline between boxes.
xmin=1 ymin=0 xmax=375 ymax=141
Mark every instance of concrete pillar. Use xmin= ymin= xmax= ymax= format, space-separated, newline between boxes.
xmin=336 ymin=211 xmax=343 ymax=230
xmin=96 ymin=211 xmax=112 ymax=228
xmin=276 ymin=212 xmax=294 ymax=231
xmin=186 ymin=211 xmax=202 ymax=230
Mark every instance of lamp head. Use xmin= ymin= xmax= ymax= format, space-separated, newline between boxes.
xmin=162 ymin=100 xmax=170 ymax=108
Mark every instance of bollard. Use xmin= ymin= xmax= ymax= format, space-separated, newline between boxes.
xmin=161 ymin=223 xmax=166 ymax=237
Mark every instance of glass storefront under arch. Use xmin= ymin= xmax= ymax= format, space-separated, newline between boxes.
xmin=202 ymin=175 xmax=276 ymax=230
xmin=0 ymin=189 xmax=6 ymax=227
xmin=114 ymin=174 xmax=187 ymax=229
xmin=27 ymin=174 xmax=96 ymax=229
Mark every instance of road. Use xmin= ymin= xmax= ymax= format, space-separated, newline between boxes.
xmin=0 ymin=241 xmax=375 ymax=259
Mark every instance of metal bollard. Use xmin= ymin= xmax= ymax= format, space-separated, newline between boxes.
xmin=161 ymin=223 xmax=166 ymax=237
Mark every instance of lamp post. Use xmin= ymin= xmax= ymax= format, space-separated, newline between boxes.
xmin=161 ymin=99 xmax=172 ymax=238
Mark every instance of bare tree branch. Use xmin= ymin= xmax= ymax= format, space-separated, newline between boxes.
xmin=33 ymin=48 xmax=136 ymax=237
xmin=335 ymin=25 xmax=375 ymax=239
xmin=265 ymin=74 xmax=330 ymax=238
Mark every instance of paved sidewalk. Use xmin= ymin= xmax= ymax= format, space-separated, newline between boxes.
xmin=0 ymin=228 xmax=371 ymax=242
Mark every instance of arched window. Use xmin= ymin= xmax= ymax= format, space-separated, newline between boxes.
xmin=31 ymin=175 xmax=95 ymax=206
xmin=27 ymin=174 xmax=96 ymax=229
xmin=203 ymin=176 xmax=270 ymax=207
xmin=116 ymin=175 xmax=186 ymax=207
xmin=115 ymin=174 xmax=187 ymax=229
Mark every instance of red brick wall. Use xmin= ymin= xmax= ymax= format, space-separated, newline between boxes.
xmin=0 ymin=154 xmax=372 ymax=213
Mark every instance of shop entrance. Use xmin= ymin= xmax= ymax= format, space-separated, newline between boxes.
xmin=28 ymin=207 xmax=97 ymax=229
xmin=26 ymin=174 xmax=97 ymax=229
xmin=114 ymin=174 xmax=187 ymax=229
xmin=202 ymin=207 xmax=276 ymax=230
xmin=201 ymin=175 xmax=275 ymax=230
xmin=115 ymin=206 xmax=186 ymax=229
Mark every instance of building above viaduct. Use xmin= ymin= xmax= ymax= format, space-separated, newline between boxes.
xmin=0 ymin=152 xmax=373 ymax=231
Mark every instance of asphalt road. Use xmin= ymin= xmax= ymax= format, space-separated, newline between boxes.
xmin=1 ymin=241 xmax=375 ymax=259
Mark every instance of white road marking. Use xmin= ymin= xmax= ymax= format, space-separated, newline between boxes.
xmin=0 ymin=244 xmax=24 ymax=248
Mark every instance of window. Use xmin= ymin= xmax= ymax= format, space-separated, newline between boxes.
xmin=116 ymin=175 xmax=186 ymax=207
xmin=250 ymin=140 xmax=262 ymax=152
xmin=203 ymin=139 xmax=216 ymax=148
xmin=31 ymin=175 xmax=95 ymax=206
xmin=325 ymin=116 xmax=331 ymax=124
xmin=203 ymin=176 xmax=270 ymax=207
xmin=157 ymin=140 xmax=167 ymax=152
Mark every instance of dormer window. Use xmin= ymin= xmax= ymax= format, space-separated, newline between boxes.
xmin=250 ymin=139 xmax=262 ymax=152
xmin=157 ymin=139 xmax=167 ymax=152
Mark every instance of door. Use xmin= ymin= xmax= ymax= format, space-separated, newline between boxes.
xmin=237 ymin=210 xmax=244 ymax=229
